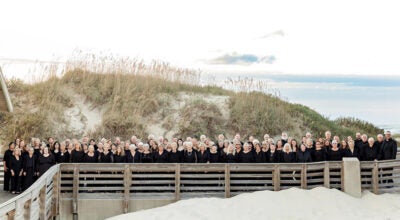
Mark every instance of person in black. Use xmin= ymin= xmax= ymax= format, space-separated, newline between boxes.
xmin=209 ymin=146 xmax=220 ymax=163
xmin=313 ymin=141 xmax=327 ymax=162
xmin=378 ymin=131 xmax=398 ymax=160
xmin=223 ymin=145 xmax=236 ymax=163
xmin=378 ymin=131 xmax=398 ymax=185
xmin=36 ymin=147 xmax=56 ymax=177
xmin=238 ymin=143 xmax=254 ymax=163
xmin=3 ymin=142 xmax=15 ymax=192
xmin=126 ymin=145 xmax=141 ymax=163
xmin=362 ymin=137 xmax=379 ymax=161
xmin=196 ymin=143 xmax=210 ymax=163
xmin=114 ymin=146 xmax=126 ymax=163
xmin=70 ymin=143 xmax=84 ymax=163
xmin=100 ymin=144 xmax=114 ymax=163
xmin=153 ymin=145 xmax=168 ymax=163
xmin=253 ymin=142 xmax=265 ymax=163
xmin=22 ymin=147 xmax=36 ymax=191
xmin=296 ymin=144 xmax=312 ymax=163
xmin=182 ymin=143 xmax=197 ymax=163
xmin=343 ymin=140 xmax=360 ymax=160
xmin=10 ymin=147 xmax=23 ymax=194
xmin=56 ymin=143 xmax=70 ymax=163
xmin=328 ymin=141 xmax=343 ymax=161
xmin=167 ymin=143 xmax=181 ymax=163
xmin=281 ymin=144 xmax=295 ymax=163
xmin=83 ymin=145 xmax=98 ymax=163
xmin=140 ymin=144 xmax=153 ymax=163
xmin=267 ymin=143 xmax=281 ymax=163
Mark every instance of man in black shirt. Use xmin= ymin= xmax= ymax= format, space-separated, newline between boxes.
xmin=378 ymin=131 xmax=398 ymax=185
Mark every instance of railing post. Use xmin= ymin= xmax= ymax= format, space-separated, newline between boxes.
xmin=301 ymin=164 xmax=307 ymax=189
xmin=273 ymin=165 xmax=280 ymax=191
xmin=52 ymin=168 xmax=60 ymax=217
xmin=72 ymin=164 xmax=79 ymax=220
xmin=175 ymin=164 xmax=181 ymax=201
xmin=24 ymin=199 xmax=32 ymax=220
xmin=123 ymin=164 xmax=132 ymax=213
xmin=14 ymin=199 xmax=25 ymax=220
xmin=324 ymin=162 xmax=330 ymax=188
xmin=224 ymin=164 xmax=230 ymax=198
xmin=372 ymin=161 xmax=379 ymax=194
xmin=39 ymin=183 xmax=47 ymax=220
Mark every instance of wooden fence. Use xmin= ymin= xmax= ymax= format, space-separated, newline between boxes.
xmin=59 ymin=162 xmax=343 ymax=214
xmin=360 ymin=159 xmax=400 ymax=194
xmin=0 ymin=165 xmax=60 ymax=220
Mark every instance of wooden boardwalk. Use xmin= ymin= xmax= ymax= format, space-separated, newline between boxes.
xmin=0 ymin=186 xmax=15 ymax=204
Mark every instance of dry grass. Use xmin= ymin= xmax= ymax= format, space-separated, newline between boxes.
xmin=0 ymin=52 xmax=385 ymax=144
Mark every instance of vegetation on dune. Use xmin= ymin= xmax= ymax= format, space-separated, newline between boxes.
xmin=0 ymin=54 xmax=385 ymax=144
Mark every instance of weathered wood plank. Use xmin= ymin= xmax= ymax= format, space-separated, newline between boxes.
xmin=175 ymin=164 xmax=181 ymax=201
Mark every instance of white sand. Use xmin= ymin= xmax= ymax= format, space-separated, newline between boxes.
xmin=108 ymin=187 xmax=400 ymax=220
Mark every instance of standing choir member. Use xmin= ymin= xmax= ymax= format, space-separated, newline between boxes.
xmin=114 ymin=145 xmax=126 ymax=163
xmin=36 ymin=147 xmax=56 ymax=177
xmin=328 ymin=141 xmax=343 ymax=161
xmin=83 ymin=145 xmax=98 ymax=163
xmin=126 ymin=145 xmax=141 ymax=163
xmin=140 ymin=144 xmax=153 ymax=163
xmin=281 ymin=143 xmax=295 ymax=163
xmin=312 ymin=141 xmax=326 ymax=162
xmin=196 ymin=143 xmax=210 ymax=163
xmin=70 ymin=143 xmax=84 ymax=163
xmin=183 ymin=142 xmax=197 ymax=163
xmin=296 ymin=144 xmax=312 ymax=163
xmin=3 ymin=142 xmax=15 ymax=192
xmin=343 ymin=140 xmax=360 ymax=159
xmin=153 ymin=144 xmax=168 ymax=163
xmin=10 ymin=148 xmax=23 ymax=194
xmin=238 ymin=143 xmax=254 ymax=163
xmin=267 ymin=144 xmax=281 ymax=163
xmin=209 ymin=146 xmax=220 ymax=163
xmin=56 ymin=143 xmax=70 ymax=163
xmin=22 ymin=147 xmax=36 ymax=190
xmin=362 ymin=137 xmax=379 ymax=161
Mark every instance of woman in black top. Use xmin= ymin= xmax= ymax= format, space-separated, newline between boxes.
xmin=10 ymin=147 xmax=23 ymax=194
xmin=3 ymin=142 xmax=15 ymax=192
xmin=223 ymin=145 xmax=236 ymax=163
xmin=22 ymin=147 xmax=36 ymax=190
xmin=140 ymin=144 xmax=153 ymax=163
xmin=167 ymin=142 xmax=181 ymax=163
xmin=281 ymin=144 xmax=295 ymax=163
xmin=313 ymin=141 xmax=327 ymax=162
xmin=296 ymin=144 xmax=312 ymax=163
xmin=254 ymin=142 xmax=266 ymax=163
xmin=328 ymin=141 xmax=343 ymax=161
xmin=182 ymin=142 xmax=197 ymax=163
xmin=114 ymin=145 xmax=126 ymax=163
xmin=343 ymin=140 xmax=360 ymax=159
xmin=83 ymin=145 xmax=98 ymax=163
xmin=267 ymin=144 xmax=281 ymax=163
xmin=70 ymin=143 xmax=84 ymax=163
xmin=56 ymin=143 xmax=70 ymax=163
xmin=126 ymin=145 xmax=141 ymax=163
xmin=37 ymin=147 xmax=56 ymax=177
xmin=100 ymin=144 xmax=114 ymax=163
xmin=362 ymin=137 xmax=379 ymax=161
xmin=238 ymin=143 xmax=254 ymax=163
xmin=153 ymin=144 xmax=168 ymax=163
xmin=196 ymin=143 xmax=210 ymax=163
xmin=209 ymin=146 xmax=220 ymax=163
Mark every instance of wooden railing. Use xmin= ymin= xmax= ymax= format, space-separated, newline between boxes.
xmin=360 ymin=159 xmax=400 ymax=194
xmin=0 ymin=164 xmax=60 ymax=220
xmin=59 ymin=162 xmax=343 ymax=214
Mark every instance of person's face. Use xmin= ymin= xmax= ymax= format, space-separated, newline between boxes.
xmin=158 ymin=145 xmax=164 ymax=151
xmin=178 ymin=140 xmax=183 ymax=146
xmin=301 ymin=145 xmax=306 ymax=152
xmin=385 ymin=133 xmax=391 ymax=140
xmin=362 ymin=136 xmax=367 ymax=142
xmin=61 ymin=145 xmax=66 ymax=151
xmin=29 ymin=149 xmax=34 ymax=155
xmin=377 ymin=135 xmax=383 ymax=142
xmin=44 ymin=148 xmax=49 ymax=154
xmin=89 ymin=147 xmax=95 ymax=153
xmin=356 ymin=133 xmax=361 ymax=139
xmin=368 ymin=139 xmax=374 ymax=145
xmin=235 ymin=143 xmax=241 ymax=149
xmin=10 ymin=143 xmax=15 ymax=150
xmin=270 ymin=145 xmax=276 ymax=151
xmin=332 ymin=143 xmax=338 ymax=148
xmin=316 ymin=142 xmax=321 ymax=150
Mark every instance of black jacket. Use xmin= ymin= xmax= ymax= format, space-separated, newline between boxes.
xmin=126 ymin=151 xmax=141 ymax=163
xmin=153 ymin=151 xmax=168 ymax=163
xmin=362 ymin=144 xmax=379 ymax=161
xmin=281 ymin=152 xmax=295 ymax=163
xmin=296 ymin=150 xmax=312 ymax=163
xmin=328 ymin=149 xmax=343 ymax=161
xmin=254 ymin=151 xmax=266 ymax=163
xmin=378 ymin=138 xmax=397 ymax=160
xmin=238 ymin=151 xmax=254 ymax=163
xmin=197 ymin=151 xmax=210 ymax=163
xmin=313 ymin=149 xmax=327 ymax=162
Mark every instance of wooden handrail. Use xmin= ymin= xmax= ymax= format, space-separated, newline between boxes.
xmin=0 ymin=164 xmax=60 ymax=219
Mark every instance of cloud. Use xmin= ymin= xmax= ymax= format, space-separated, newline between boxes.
xmin=260 ymin=30 xmax=285 ymax=39
xmin=208 ymin=53 xmax=276 ymax=65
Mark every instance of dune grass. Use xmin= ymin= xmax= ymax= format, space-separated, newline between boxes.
xmin=0 ymin=53 xmax=385 ymax=144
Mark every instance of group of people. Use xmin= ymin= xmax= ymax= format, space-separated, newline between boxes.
xmin=2 ymin=130 xmax=398 ymax=194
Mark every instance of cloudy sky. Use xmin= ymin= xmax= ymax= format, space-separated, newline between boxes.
xmin=1 ymin=0 xmax=400 ymax=77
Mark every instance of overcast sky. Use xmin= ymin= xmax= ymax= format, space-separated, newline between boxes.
xmin=1 ymin=0 xmax=400 ymax=78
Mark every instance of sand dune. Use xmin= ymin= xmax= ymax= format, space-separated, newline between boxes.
xmin=108 ymin=187 xmax=400 ymax=220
